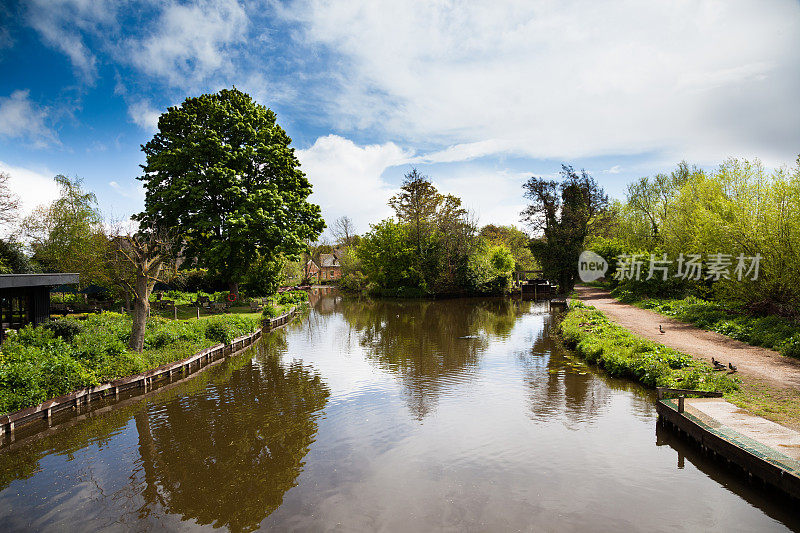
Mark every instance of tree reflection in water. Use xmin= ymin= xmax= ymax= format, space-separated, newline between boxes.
xmin=522 ymin=315 xmax=654 ymax=426
xmin=134 ymin=332 xmax=329 ymax=532
xmin=340 ymin=298 xmax=522 ymax=420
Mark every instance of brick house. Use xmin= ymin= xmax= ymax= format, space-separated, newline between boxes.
xmin=318 ymin=251 xmax=342 ymax=282
xmin=303 ymin=259 xmax=321 ymax=283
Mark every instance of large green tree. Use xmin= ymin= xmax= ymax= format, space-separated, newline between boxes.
xmin=521 ymin=165 xmax=608 ymax=293
xmin=388 ymin=168 xmax=476 ymax=291
xmin=135 ymin=88 xmax=325 ymax=295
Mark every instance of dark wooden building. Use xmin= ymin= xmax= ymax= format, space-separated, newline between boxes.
xmin=0 ymin=273 xmax=79 ymax=343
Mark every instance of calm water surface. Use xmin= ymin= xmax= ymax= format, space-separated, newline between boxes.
xmin=1 ymin=293 xmax=798 ymax=531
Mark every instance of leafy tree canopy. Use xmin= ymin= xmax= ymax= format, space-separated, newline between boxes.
xmin=22 ymin=175 xmax=108 ymax=286
xmin=521 ymin=165 xmax=608 ymax=293
xmin=135 ymin=87 xmax=325 ymax=293
xmin=479 ymin=224 xmax=537 ymax=272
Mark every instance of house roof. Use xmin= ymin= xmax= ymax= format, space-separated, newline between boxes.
xmin=0 ymin=273 xmax=80 ymax=289
xmin=319 ymin=253 xmax=340 ymax=268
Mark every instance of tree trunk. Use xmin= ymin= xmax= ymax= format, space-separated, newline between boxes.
xmin=228 ymin=280 xmax=239 ymax=301
xmin=129 ymin=275 xmax=150 ymax=352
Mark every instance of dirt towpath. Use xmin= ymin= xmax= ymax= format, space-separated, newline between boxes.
xmin=575 ymin=285 xmax=800 ymax=391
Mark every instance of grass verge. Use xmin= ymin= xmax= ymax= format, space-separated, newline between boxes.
xmin=559 ymin=302 xmax=738 ymax=393
xmin=561 ymin=301 xmax=800 ymax=430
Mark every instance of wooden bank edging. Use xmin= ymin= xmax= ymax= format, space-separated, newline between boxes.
xmin=657 ymin=398 xmax=800 ymax=500
xmin=0 ymin=307 xmax=298 ymax=440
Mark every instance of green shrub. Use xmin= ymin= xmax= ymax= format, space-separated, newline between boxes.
xmin=0 ymin=326 xmax=97 ymax=413
xmin=0 ymin=312 xmax=261 ymax=414
xmin=781 ymin=335 xmax=800 ymax=359
xmin=277 ymin=290 xmax=308 ymax=306
xmin=43 ymin=318 xmax=84 ymax=342
xmin=261 ymin=305 xmax=282 ymax=319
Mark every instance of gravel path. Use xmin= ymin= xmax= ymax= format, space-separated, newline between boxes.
xmin=575 ymin=285 xmax=800 ymax=390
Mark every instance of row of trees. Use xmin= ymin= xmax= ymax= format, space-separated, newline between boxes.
xmin=337 ymin=170 xmax=527 ymax=296
xmin=583 ymin=157 xmax=800 ymax=314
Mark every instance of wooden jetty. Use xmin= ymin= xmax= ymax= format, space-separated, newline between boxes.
xmin=657 ymin=389 xmax=800 ymax=500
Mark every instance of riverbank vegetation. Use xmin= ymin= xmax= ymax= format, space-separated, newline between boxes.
xmin=0 ymin=313 xmax=261 ymax=414
xmin=338 ymin=169 xmax=524 ymax=297
xmin=0 ymin=88 xmax=324 ymax=352
xmin=560 ymin=302 xmax=738 ymax=393
xmin=581 ymin=157 xmax=800 ymax=355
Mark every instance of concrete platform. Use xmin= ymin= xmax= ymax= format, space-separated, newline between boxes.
xmin=657 ymin=397 xmax=800 ymax=499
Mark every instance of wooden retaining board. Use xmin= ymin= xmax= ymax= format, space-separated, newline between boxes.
xmin=0 ymin=307 xmax=297 ymax=440
xmin=657 ymin=398 xmax=800 ymax=500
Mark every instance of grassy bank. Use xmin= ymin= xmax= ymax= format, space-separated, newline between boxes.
xmin=0 ymin=312 xmax=261 ymax=415
xmin=612 ymin=289 xmax=800 ymax=359
xmin=261 ymin=290 xmax=307 ymax=318
xmin=559 ymin=302 xmax=738 ymax=393
xmin=560 ymin=302 xmax=800 ymax=430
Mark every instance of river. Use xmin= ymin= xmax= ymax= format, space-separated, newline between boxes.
xmin=0 ymin=292 xmax=797 ymax=531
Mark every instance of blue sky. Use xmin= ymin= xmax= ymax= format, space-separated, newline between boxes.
xmin=2 ymin=0 xmax=799 ymax=236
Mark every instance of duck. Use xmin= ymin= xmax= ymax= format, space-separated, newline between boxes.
xmin=711 ymin=357 xmax=727 ymax=371
xmin=728 ymin=362 xmax=737 ymax=373
xmin=658 ymin=324 xmax=665 ymax=334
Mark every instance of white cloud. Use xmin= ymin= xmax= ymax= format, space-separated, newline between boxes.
xmin=436 ymin=170 xmax=529 ymax=228
xmin=26 ymin=0 xmax=119 ymax=83
xmin=128 ymin=0 xmax=248 ymax=87
xmin=603 ymin=165 xmax=622 ymax=174
xmin=287 ymin=0 xmax=800 ymax=166
xmin=297 ymin=135 xmax=531 ymax=231
xmin=0 ymin=90 xmax=57 ymax=147
xmin=297 ymin=135 xmax=413 ymax=233
xmin=0 ymin=161 xmax=60 ymax=217
xmin=127 ymin=100 xmax=161 ymax=131
xmin=109 ymin=179 xmax=146 ymax=201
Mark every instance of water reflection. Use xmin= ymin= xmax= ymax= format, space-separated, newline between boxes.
xmin=0 ymin=336 xmax=329 ymax=532
xmin=134 ymin=336 xmax=329 ymax=532
xmin=340 ymin=298 xmax=521 ymax=420
xmin=0 ymin=294 xmax=797 ymax=531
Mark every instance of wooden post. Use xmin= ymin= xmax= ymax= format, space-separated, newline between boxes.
xmin=173 ymin=303 xmax=177 ymax=320
xmin=678 ymin=395 xmax=685 ymax=413
xmin=196 ymin=306 xmax=200 ymax=319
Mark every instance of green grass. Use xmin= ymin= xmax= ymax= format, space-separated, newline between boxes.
xmin=612 ymin=289 xmax=800 ymax=359
xmin=0 ymin=312 xmax=262 ymax=415
xmin=261 ymin=290 xmax=308 ymax=318
xmin=559 ymin=302 xmax=738 ymax=393
xmin=727 ymin=379 xmax=800 ymax=432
